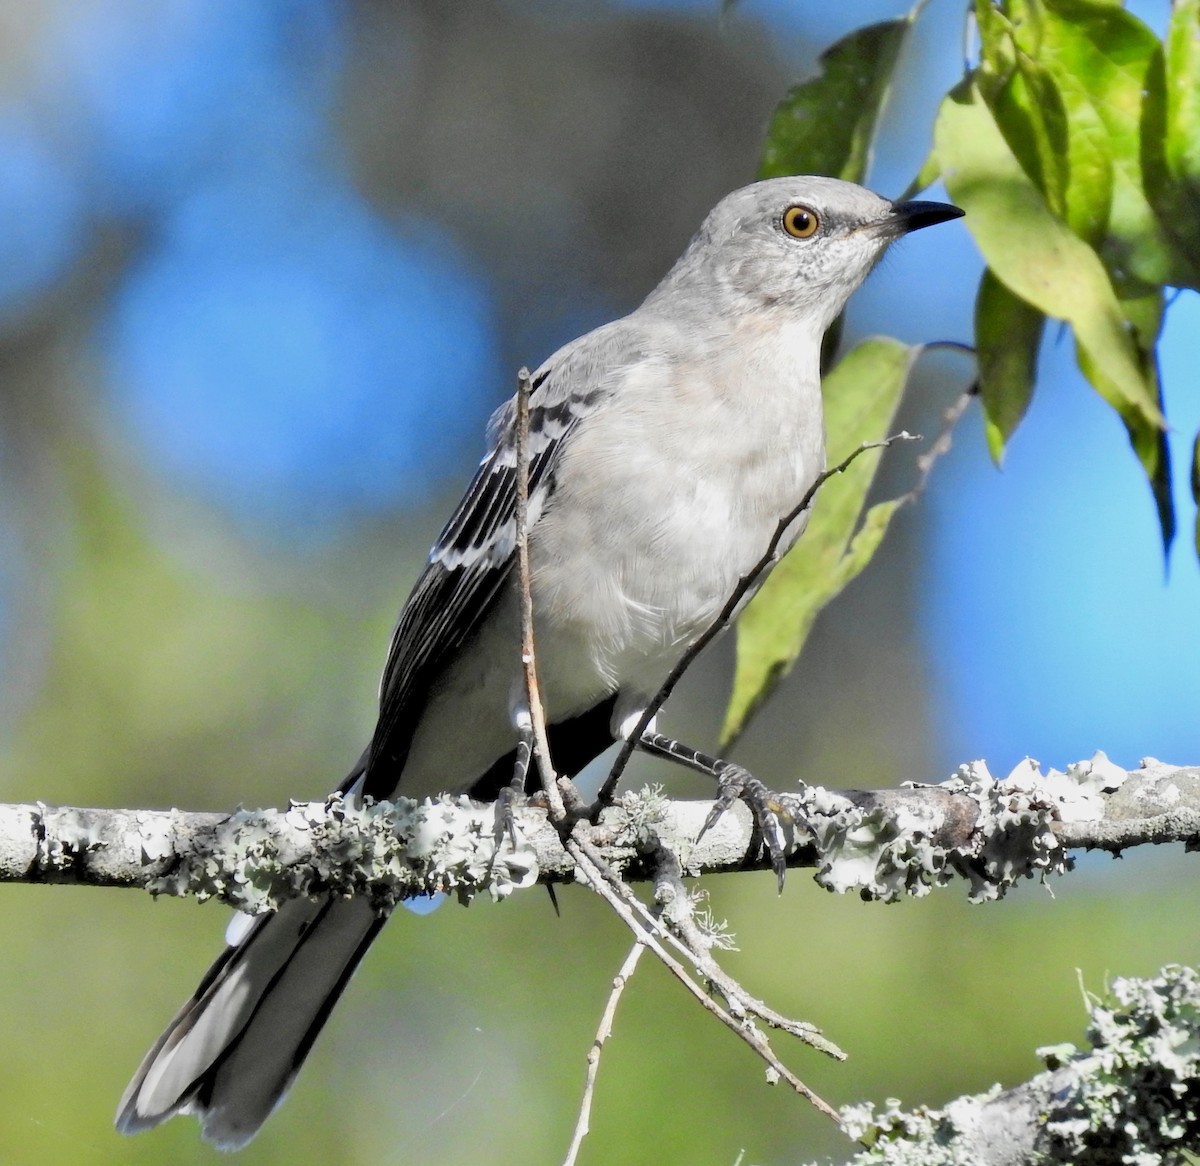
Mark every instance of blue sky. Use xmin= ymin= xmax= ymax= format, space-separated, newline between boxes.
xmin=922 ymin=290 xmax=1200 ymax=773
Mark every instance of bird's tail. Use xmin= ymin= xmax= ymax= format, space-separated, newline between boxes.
xmin=115 ymin=893 xmax=386 ymax=1149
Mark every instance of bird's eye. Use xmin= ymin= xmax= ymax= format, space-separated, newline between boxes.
xmin=782 ymin=205 xmax=820 ymax=239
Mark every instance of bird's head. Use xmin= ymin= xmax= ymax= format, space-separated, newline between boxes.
xmin=649 ymin=176 xmax=963 ymax=335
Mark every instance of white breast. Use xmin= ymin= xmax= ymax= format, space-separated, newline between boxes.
xmin=529 ymin=315 xmax=826 ymax=709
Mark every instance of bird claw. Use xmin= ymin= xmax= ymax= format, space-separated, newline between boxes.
xmin=493 ymin=781 xmax=552 ymax=852
xmin=699 ymin=764 xmax=802 ymax=891
xmin=492 ymin=782 xmax=525 ymax=851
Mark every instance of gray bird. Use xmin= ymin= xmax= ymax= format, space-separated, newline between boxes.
xmin=116 ymin=175 xmax=962 ymax=1148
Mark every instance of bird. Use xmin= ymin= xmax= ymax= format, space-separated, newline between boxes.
xmin=115 ymin=175 xmax=963 ymax=1148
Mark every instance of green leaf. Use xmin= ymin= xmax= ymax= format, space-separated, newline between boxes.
xmin=939 ymin=78 xmax=1172 ymax=548
xmin=936 ymin=79 xmax=1170 ymax=544
xmin=970 ymin=1 xmax=1062 ymax=207
xmin=1037 ymin=0 xmax=1172 ymax=288
xmin=1105 ymin=287 xmax=1173 ymax=550
xmin=975 ymin=268 xmax=1044 ymax=462
xmin=1143 ymin=0 xmax=1200 ymax=290
xmin=973 ymin=0 xmax=1019 ymax=81
xmin=759 ymin=18 xmax=910 ymax=183
xmin=969 ymin=0 xmax=1174 ymax=546
xmin=974 ymin=0 xmax=1168 ymax=281
xmin=1192 ymin=431 xmax=1200 ymax=558
xmin=1162 ymin=0 xmax=1200 ymax=182
xmin=722 ymin=337 xmax=917 ymax=746
xmin=1019 ymin=7 xmax=1116 ymax=247
xmin=991 ymin=61 xmax=1071 ymax=220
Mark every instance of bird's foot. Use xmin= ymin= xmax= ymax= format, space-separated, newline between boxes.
xmin=493 ymin=777 xmax=532 ymax=851
xmin=700 ymin=764 xmax=805 ymax=891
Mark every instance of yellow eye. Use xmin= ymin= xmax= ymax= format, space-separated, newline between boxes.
xmin=782 ymin=205 xmax=819 ymax=239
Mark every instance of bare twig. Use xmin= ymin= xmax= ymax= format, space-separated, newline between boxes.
xmin=566 ymin=831 xmax=842 ymax=1122
xmin=569 ymin=825 xmax=840 ymax=1068
xmin=560 ymin=829 xmax=841 ymax=1164
xmin=562 ymin=938 xmax=646 ymax=1166
xmin=910 ymin=384 xmax=974 ymax=495
xmin=599 ymin=434 xmax=913 ymax=803
xmin=648 ymin=842 xmax=844 ymax=1058
xmin=514 ymin=366 xmax=565 ymax=822
xmin=568 ymin=829 xmax=718 ymax=974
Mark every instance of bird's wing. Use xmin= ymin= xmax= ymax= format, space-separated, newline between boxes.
xmin=360 ymin=320 xmax=643 ymax=795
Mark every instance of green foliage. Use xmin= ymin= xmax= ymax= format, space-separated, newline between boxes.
xmin=730 ymin=0 xmax=1199 ymax=742
xmin=1143 ymin=0 xmax=1200 ymax=291
xmin=759 ymin=18 xmax=911 ymax=184
xmin=728 ymin=20 xmax=922 ymax=740
xmin=943 ymin=0 xmax=1179 ymax=547
xmin=935 ymin=76 xmax=1171 ymax=540
xmin=974 ymin=268 xmax=1043 ymax=461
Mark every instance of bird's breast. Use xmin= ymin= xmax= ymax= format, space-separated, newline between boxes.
xmin=529 ymin=336 xmax=825 ymax=698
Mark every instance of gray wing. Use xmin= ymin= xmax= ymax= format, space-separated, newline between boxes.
xmin=359 ymin=321 xmax=642 ymax=797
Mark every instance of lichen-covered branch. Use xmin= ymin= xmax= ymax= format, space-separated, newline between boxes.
xmin=0 ymin=754 xmax=1196 ymax=914
xmin=825 ymin=965 xmax=1200 ymax=1165
xmin=0 ymin=797 xmax=543 ymax=913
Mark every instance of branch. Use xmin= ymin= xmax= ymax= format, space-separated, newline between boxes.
xmin=8 ymin=755 xmax=1199 ymax=1160
xmin=1 ymin=754 xmax=1196 ymax=911
xmin=823 ymin=966 xmax=1200 ymax=1166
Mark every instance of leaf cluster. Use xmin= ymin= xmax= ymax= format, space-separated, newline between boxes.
xmin=728 ymin=0 xmax=1200 ymax=743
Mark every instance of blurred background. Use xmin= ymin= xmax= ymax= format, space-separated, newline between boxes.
xmin=0 ymin=1 xmax=1197 ymax=1164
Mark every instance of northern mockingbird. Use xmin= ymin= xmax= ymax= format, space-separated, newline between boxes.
xmin=116 ymin=176 xmax=962 ymax=1147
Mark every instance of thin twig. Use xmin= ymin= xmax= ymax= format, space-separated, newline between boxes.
xmin=562 ymin=939 xmax=646 ymax=1166
xmin=566 ymin=831 xmax=842 ymax=1122
xmin=573 ymin=823 xmax=840 ymax=1054
xmin=912 ymin=384 xmax=975 ymax=487
xmin=514 ymin=366 xmax=565 ymax=822
xmin=569 ymin=830 xmax=719 ymax=973
xmin=598 ymin=434 xmax=912 ymax=803
xmin=648 ymin=843 xmax=844 ymax=1057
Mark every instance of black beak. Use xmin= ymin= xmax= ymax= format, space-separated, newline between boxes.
xmin=890 ymin=199 xmax=965 ymax=233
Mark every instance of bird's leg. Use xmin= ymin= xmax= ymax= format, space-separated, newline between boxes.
xmin=493 ymin=721 xmax=535 ymax=849
xmin=635 ymin=730 xmax=803 ymax=889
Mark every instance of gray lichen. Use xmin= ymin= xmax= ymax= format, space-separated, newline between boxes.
xmin=792 ymin=754 xmax=1127 ymax=904
xmin=1039 ymin=965 xmax=1200 ymax=1164
xmin=35 ymin=806 xmax=108 ymax=870
xmin=799 ymin=783 xmax=952 ymax=901
xmin=825 ymin=966 xmax=1200 ymax=1166
xmin=3 ymin=754 xmax=1189 ymax=908
xmin=839 ymin=1095 xmax=995 ymax=1166
xmin=146 ymin=794 xmax=538 ymax=913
